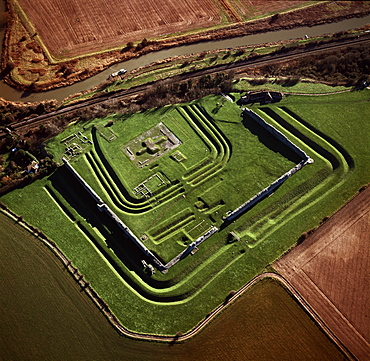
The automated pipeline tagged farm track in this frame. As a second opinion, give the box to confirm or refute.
[218,0,242,23]
[2,36,369,139]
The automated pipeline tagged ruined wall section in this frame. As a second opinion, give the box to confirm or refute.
[224,109,313,222]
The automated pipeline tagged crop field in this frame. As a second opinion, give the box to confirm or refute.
[13,0,313,58]
[15,0,226,58]
[275,186,370,360]
[230,0,307,21]
[0,218,347,361]
[1,89,369,335]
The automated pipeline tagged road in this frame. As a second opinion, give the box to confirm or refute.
[1,35,369,138]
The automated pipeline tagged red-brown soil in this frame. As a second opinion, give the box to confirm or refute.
[231,0,307,20]
[14,0,370,59]
[274,186,370,361]
[2,0,370,92]
[16,0,225,58]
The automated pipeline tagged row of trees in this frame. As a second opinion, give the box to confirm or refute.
[0,98,59,125]
[0,71,235,194]
[138,71,235,110]
[66,71,235,122]
[260,44,370,86]
[122,38,150,53]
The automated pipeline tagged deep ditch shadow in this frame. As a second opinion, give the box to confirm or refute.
[279,107,354,169]
[242,111,303,164]
[48,166,186,300]
[91,127,146,207]
[260,107,344,171]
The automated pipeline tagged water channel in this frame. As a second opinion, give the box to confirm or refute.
[0,0,369,102]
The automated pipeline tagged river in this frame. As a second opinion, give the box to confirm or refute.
[0,0,369,103]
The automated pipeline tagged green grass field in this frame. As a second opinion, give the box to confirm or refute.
[235,78,351,94]
[1,88,369,335]
[0,216,346,360]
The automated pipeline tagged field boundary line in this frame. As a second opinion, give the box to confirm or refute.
[0,204,361,355]
[300,267,370,348]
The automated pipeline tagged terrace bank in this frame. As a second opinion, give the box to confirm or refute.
[62,157,217,273]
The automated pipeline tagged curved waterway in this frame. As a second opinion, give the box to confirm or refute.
[0,0,369,102]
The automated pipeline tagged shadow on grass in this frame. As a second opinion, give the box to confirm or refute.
[260,107,343,170]
[48,166,188,301]
[242,111,303,165]
[279,107,354,169]
[91,127,149,210]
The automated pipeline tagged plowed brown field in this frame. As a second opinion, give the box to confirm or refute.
[5,0,370,91]
[231,0,306,20]
[17,0,224,57]
[275,186,370,360]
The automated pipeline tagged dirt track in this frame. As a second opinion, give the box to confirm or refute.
[275,186,370,361]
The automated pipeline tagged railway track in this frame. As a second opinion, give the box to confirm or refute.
[1,35,369,139]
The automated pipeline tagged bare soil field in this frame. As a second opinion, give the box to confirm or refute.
[274,186,370,360]
[16,0,225,58]
[231,0,307,21]
[14,0,370,59]
[3,0,370,92]
[0,217,348,361]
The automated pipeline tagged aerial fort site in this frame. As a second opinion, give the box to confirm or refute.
[0,1,369,360]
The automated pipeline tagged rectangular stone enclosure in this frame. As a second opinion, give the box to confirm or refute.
[123,123,182,169]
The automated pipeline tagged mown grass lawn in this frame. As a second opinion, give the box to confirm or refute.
[1,88,369,335]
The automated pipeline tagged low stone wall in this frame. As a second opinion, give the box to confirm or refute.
[244,108,310,160]
[63,158,217,274]
[97,203,167,273]
[62,157,103,205]
[225,109,313,222]
[164,226,218,269]
[63,158,166,272]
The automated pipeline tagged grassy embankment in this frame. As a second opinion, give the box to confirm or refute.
[235,78,350,94]
[1,88,369,335]
[0,214,347,360]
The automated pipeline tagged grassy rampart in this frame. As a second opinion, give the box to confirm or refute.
[1,89,369,335]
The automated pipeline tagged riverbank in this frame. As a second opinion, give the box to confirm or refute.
[1,0,370,95]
